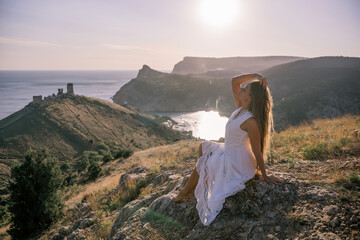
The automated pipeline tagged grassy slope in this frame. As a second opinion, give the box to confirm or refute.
[16,114,358,240]
[262,56,360,130]
[0,95,190,187]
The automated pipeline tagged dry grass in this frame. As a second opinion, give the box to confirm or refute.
[0,225,10,240]
[271,114,360,161]
[268,115,360,202]
[65,174,119,209]
[55,139,201,240]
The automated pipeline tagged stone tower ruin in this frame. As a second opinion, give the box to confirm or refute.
[33,95,42,104]
[67,83,74,95]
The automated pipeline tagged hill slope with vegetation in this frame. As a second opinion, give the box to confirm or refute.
[262,56,360,130]
[0,94,191,187]
[2,114,355,240]
[113,56,360,131]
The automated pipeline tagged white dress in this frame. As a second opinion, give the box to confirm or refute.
[194,106,257,226]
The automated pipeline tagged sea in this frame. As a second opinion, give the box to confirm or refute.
[0,70,229,140]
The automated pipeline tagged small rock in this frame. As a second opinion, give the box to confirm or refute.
[350,224,358,229]
[51,235,64,240]
[323,205,339,216]
[331,217,340,227]
[79,218,92,229]
[275,226,281,232]
[267,233,279,240]
[67,230,86,240]
[350,215,358,223]
[267,211,276,218]
[59,226,71,236]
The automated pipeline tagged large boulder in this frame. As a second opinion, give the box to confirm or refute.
[107,169,351,240]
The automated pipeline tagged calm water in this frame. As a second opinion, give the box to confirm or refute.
[155,110,229,140]
[0,70,229,140]
[0,70,137,120]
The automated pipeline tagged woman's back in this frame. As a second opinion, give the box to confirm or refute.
[224,106,257,180]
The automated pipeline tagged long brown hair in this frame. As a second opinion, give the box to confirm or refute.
[248,80,274,172]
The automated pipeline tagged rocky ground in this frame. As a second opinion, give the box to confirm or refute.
[49,157,359,240]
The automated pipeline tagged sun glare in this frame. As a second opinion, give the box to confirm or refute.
[198,0,240,28]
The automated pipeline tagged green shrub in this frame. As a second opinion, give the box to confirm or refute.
[108,199,126,212]
[339,137,351,147]
[114,149,134,159]
[77,156,89,173]
[84,151,98,156]
[123,178,148,203]
[7,149,64,239]
[302,143,328,160]
[94,155,103,162]
[330,144,344,158]
[349,172,360,185]
[0,195,10,226]
[97,142,110,152]
[88,161,102,181]
[84,151,103,162]
[60,163,70,172]
[64,172,78,186]
[98,149,109,156]
[102,153,113,163]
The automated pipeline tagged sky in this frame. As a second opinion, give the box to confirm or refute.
[0,0,359,70]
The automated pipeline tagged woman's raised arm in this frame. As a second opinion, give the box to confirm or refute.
[231,73,267,108]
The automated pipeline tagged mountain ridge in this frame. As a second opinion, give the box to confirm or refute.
[172,55,307,75]
[113,56,360,131]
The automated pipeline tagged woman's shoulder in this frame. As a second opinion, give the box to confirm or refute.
[241,109,254,118]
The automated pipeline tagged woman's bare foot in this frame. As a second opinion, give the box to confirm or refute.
[172,190,194,202]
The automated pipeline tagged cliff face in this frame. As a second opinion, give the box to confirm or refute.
[112,66,228,113]
[137,65,167,78]
[172,56,307,75]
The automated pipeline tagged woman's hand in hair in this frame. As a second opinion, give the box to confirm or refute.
[262,174,284,184]
[255,73,268,88]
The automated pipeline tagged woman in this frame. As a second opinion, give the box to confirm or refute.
[171,73,284,226]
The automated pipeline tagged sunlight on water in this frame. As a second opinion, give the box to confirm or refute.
[156,110,229,140]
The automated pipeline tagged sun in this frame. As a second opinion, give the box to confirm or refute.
[198,0,240,28]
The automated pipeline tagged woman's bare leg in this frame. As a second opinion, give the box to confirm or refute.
[172,142,202,202]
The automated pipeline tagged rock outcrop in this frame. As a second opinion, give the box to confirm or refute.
[137,65,167,78]
[105,166,358,240]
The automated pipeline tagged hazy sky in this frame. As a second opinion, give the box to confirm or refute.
[0,0,359,70]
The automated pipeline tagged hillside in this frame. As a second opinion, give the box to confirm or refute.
[0,94,191,187]
[262,56,360,130]
[11,114,357,240]
[113,65,230,113]
[172,56,306,75]
[113,56,360,131]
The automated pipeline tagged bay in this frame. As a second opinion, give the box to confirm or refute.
[154,110,229,140]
